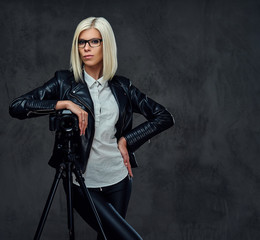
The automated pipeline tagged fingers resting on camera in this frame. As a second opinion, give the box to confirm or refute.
[78,111,88,136]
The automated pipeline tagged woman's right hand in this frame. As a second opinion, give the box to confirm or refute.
[55,100,88,136]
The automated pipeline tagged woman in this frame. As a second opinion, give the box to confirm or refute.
[9,17,174,240]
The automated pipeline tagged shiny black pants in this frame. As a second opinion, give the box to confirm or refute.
[65,176,142,240]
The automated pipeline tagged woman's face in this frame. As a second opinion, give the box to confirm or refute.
[78,28,103,70]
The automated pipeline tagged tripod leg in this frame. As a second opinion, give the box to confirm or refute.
[34,164,65,240]
[65,162,75,240]
[73,167,107,240]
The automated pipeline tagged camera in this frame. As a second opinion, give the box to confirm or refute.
[49,110,79,133]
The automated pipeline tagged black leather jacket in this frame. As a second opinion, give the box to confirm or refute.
[9,70,174,172]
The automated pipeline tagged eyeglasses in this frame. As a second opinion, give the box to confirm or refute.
[78,38,102,48]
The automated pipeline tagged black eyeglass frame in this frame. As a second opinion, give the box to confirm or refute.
[78,38,103,48]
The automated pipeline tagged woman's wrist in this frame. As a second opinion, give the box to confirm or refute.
[119,137,127,147]
[55,100,70,110]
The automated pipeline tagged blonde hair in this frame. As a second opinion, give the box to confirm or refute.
[70,17,118,82]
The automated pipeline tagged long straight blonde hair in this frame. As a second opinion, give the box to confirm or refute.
[70,17,118,82]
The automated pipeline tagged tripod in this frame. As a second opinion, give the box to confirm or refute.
[33,127,107,240]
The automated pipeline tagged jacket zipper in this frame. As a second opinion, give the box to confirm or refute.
[69,93,95,119]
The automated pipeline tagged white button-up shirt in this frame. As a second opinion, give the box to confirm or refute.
[77,71,128,188]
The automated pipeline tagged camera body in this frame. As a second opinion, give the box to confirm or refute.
[49,110,79,133]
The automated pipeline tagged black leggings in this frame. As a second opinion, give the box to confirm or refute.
[65,176,142,240]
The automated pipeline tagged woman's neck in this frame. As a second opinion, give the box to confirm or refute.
[84,65,103,80]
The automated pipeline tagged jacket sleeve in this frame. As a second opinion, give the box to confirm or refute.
[9,72,61,120]
[123,81,175,152]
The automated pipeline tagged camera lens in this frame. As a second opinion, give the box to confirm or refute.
[60,115,76,132]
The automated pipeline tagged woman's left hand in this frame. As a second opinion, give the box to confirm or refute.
[118,137,133,177]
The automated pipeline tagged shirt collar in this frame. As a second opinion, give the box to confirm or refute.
[84,70,107,88]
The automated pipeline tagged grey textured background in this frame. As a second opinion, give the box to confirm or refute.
[1,0,260,239]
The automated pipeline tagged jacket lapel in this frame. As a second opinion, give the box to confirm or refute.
[70,82,95,117]
[109,79,128,128]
